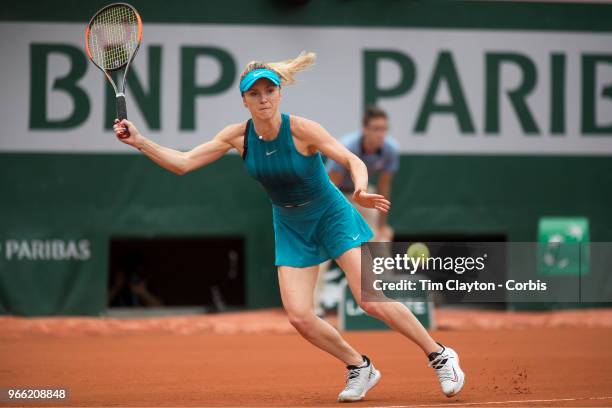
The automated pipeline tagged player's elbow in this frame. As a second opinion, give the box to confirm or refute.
[175,151,195,176]
[176,162,193,176]
[173,167,188,176]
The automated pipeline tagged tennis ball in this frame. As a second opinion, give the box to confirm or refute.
[407,242,430,261]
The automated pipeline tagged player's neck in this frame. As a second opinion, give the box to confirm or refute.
[252,113,282,141]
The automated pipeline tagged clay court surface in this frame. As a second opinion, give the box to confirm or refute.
[1,309,612,407]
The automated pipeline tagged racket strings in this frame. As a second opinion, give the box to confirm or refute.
[88,5,139,70]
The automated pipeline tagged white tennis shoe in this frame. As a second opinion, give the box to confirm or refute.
[337,355,381,402]
[428,343,465,397]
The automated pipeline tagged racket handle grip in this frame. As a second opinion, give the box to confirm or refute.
[115,94,130,139]
[116,94,128,120]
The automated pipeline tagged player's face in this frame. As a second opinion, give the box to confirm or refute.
[363,117,388,149]
[242,79,281,120]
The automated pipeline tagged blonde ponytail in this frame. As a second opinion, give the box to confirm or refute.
[267,51,316,86]
[240,51,317,87]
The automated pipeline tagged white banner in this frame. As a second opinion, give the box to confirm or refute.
[1,22,611,154]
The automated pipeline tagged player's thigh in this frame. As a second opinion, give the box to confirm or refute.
[278,265,319,315]
[335,246,383,305]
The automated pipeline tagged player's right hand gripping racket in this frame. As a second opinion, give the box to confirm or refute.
[85,3,142,138]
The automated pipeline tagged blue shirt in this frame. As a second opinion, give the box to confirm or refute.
[325,131,399,192]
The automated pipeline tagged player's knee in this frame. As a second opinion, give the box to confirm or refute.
[360,301,385,320]
[286,309,316,333]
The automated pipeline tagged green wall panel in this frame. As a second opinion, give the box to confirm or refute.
[2,153,611,314]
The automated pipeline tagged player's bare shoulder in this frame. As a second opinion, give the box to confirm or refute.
[289,115,323,142]
[289,115,328,155]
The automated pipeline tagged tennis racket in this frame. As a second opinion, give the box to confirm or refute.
[85,3,142,138]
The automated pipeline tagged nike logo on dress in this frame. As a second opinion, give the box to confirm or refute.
[266,150,277,156]
[352,234,360,240]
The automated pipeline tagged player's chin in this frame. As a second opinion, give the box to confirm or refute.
[255,107,275,119]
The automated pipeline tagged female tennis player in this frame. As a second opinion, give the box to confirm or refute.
[113,51,465,402]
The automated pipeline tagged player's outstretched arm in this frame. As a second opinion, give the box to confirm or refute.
[113,119,243,175]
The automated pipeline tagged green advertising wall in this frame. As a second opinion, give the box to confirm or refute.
[1,0,612,315]
[2,154,612,314]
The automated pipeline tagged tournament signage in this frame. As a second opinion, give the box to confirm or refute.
[1,239,91,261]
[0,235,104,315]
[0,23,611,154]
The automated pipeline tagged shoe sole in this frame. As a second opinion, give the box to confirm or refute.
[338,369,381,402]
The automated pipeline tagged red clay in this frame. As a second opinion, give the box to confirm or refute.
[1,323,611,407]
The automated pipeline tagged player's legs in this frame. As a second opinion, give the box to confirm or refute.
[335,246,440,355]
[335,246,465,396]
[313,259,329,316]
[278,264,383,401]
[277,264,363,366]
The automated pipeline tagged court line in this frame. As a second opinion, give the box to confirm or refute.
[373,395,612,408]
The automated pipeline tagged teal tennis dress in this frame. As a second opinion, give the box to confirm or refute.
[242,113,373,267]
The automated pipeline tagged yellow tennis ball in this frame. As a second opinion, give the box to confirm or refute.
[407,242,430,261]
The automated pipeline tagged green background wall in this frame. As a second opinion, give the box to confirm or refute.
[2,153,612,314]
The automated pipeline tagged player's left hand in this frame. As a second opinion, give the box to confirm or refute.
[353,190,391,213]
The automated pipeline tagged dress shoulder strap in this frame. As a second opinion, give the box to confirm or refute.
[242,119,252,160]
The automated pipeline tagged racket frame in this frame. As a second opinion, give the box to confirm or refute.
[85,2,143,124]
